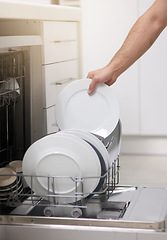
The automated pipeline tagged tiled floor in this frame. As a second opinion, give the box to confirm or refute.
[118,155,167,188]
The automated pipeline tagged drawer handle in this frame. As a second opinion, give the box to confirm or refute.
[52,40,76,44]
[51,78,77,85]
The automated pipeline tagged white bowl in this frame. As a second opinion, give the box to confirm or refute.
[0,167,16,188]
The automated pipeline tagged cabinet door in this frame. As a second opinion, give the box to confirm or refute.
[81,0,139,135]
[139,0,167,135]
[42,21,78,64]
[44,80,78,135]
[44,106,58,135]
[43,60,79,108]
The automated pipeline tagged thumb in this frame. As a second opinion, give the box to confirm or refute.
[88,79,97,94]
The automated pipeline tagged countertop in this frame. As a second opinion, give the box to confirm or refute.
[0,0,81,21]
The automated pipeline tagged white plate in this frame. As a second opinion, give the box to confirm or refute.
[23,134,101,204]
[55,79,119,138]
[54,130,109,192]
[106,120,121,166]
[56,129,109,169]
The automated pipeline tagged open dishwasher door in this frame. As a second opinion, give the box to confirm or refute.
[1,186,167,240]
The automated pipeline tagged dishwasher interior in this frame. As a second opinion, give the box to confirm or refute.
[1,50,167,234]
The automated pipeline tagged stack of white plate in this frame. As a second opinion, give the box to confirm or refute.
[23,79,120,204]
[0,167,23,203]
[23,131,109,204]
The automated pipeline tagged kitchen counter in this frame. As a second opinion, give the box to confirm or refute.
[0,0,81,21]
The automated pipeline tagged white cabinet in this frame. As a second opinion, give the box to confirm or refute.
[42,21,78,64]
[43,60,79,108]
[42,20,80,134]
[139,0,167,135]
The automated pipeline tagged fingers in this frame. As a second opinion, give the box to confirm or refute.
[87,71,97,94]
[87,79,97,94]
[87,71,94,80]
[86,66,117,94]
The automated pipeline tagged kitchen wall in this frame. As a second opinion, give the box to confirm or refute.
[81,0,167,155]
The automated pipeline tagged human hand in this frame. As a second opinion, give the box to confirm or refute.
[87,66,117,94]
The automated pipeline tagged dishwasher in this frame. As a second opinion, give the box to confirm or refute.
[1,124,167,239]
[1,52,167,240]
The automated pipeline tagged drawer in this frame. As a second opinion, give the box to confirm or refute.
[42,21,78,64]
[44,106,59,135]
[43,60,79,108]
[43,21,78,41]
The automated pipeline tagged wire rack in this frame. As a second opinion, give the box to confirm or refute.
[0,51,24,107]
[0,156,120,213]
[0,50,25,165]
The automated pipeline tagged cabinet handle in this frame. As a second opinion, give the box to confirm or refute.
[52,40,75,44]
[51,78,77,85]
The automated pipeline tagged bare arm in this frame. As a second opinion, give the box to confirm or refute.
[87,0,167,94]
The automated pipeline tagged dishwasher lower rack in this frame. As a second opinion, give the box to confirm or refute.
[0,157,120,217]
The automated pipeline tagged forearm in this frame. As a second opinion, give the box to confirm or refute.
[107,2,167,79]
